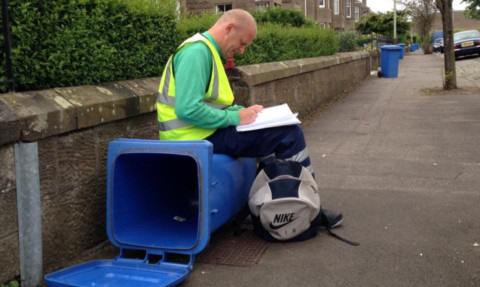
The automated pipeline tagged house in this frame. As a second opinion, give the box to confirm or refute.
[431,10,480,31]
[179,0,369,30]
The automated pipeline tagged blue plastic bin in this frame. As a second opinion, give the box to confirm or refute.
[45,139,256,287]
[397,43,406,59]
[380,45,402,78]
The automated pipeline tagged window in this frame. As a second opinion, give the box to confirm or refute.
[318,23,326,28]
[334,0,339,15]
[355,6,360,21]
[216,3,232,13]
[256,2,269,11]
[346,0,351,18]
[355,0,362,3]
[318,0,325,8]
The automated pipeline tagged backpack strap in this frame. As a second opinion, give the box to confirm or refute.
[326,229,360,246]
[319,210,360,246]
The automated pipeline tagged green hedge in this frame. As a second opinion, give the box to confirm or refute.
[236,23,337,65]
[176,12,220,41]
[251,7,316,28]
[176,10,337,65]
[336,31,358,52]
[0,0,177,93]
[1,4,339,93]
[175,13,337,66]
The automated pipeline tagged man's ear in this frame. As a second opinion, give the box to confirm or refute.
[225,22,236,35]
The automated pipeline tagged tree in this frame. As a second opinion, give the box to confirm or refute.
[401,0,437,54]
[436,0,457,89]
[355,12,410,39]
[462,0,480,19]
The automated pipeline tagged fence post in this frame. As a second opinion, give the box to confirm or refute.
[370,32,373,51]
[15,142,43,287]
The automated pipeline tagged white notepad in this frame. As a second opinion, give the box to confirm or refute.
[236,103,301,132]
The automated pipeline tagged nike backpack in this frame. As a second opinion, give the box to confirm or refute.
[248,159,321,242]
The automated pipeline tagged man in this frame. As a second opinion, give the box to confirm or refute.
[157,9,342,228]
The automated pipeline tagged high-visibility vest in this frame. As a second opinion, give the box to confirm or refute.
[156,33,234,140]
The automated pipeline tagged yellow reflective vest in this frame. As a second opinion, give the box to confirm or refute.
[156,33,234,140]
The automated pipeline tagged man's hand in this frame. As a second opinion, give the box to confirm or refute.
[238,105,264,125]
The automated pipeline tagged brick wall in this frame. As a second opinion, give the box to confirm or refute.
[432,11,480,31]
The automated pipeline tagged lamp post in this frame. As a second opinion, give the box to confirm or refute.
[304,0,307,17]
[393,0,397,44]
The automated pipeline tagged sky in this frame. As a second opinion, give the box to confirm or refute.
[367,0,468,13]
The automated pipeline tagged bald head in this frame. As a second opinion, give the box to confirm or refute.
[208,9,257,59]
[216,9,257,33]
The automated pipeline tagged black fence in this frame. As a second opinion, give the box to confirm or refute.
[357,33,393,51]
[376,34,393,49]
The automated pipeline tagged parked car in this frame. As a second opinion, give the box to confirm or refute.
[453,30,480,59]
[433,38,443,53]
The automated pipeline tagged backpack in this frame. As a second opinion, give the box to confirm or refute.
[248,159,321,242]
[247,158,360,246]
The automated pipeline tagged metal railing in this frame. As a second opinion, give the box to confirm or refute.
[356,32,393,51]
[376,34,393,49]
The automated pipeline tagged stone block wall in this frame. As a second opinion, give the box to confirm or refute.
[0,51,373,283]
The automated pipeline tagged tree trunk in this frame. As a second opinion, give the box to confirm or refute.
[436,0,457,89]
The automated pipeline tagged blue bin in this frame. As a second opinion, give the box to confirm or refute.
[45,139,256,287]
[380,45,402,78]
[397,43,406,59]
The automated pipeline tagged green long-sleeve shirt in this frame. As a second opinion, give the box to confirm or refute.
[173,32,243,129]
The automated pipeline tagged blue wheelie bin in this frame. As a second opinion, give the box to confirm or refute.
[397,43,406,59]
[380,45,402,78]
[45,139,257,287]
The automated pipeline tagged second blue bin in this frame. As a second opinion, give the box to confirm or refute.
[397,43,406,59]
[380,45,402,78]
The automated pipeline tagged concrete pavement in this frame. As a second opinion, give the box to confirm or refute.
[182,51,480,287]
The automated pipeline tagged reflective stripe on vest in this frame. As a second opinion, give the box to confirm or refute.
[156,33,234,140]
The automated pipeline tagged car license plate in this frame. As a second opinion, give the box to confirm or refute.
[461,42,474,47]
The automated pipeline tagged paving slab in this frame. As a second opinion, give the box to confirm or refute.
[181,51,480,287]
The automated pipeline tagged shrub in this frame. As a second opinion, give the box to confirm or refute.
[336,31,359,52]
[397,34,408,44]
[0,4,340,93]
[0,279,19,287]
[175,11,337,66]
[176,12,220,40]
[251,7,315,28]
[356,34,372,49]
[0,0,177,93]
[235,23,337,65]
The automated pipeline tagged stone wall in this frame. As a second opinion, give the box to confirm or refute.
[0,51,376,283]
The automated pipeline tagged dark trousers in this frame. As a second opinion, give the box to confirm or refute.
[205,124,312,171]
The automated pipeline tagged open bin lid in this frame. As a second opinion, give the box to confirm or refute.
[44,259,191,287]
[45,139,214,287]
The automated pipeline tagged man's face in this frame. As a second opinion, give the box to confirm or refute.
[222,24,256,60]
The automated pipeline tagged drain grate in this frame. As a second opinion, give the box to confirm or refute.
[196,229,269,267]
